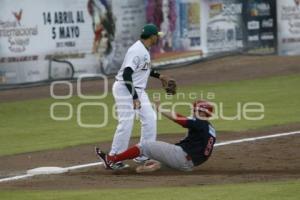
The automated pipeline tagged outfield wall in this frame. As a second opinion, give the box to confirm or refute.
[0,0,299,86]
[277,0,300,55]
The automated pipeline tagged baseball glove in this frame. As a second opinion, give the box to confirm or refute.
[162,78,177,95]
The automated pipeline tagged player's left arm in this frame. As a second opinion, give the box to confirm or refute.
[150,69,169,83]
[154,101,189,127]
[150,69,177,95]
[150,69,161,79]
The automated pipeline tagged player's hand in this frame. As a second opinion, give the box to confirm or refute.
[160,75,177,95]
[159,75,168,86]
[133,99,141,110]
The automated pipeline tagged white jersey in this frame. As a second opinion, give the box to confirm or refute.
[115,40,151,89]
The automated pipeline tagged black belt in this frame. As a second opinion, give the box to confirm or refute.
[115,79,143,89]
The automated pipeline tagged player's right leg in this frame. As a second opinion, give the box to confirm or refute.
[97,141,193,172]
[134,90,157,163]
[108,81,135,169]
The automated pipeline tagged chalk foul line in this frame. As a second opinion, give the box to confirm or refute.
[0,130,299,183]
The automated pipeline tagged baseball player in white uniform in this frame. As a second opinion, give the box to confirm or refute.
[107,24,175,169]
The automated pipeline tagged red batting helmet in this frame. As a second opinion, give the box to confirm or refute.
[193,100,214,117]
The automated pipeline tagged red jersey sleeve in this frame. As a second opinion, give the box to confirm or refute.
[174,113,188,127]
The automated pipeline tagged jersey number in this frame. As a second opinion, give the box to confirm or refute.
[141,62,150,70]
[204,137,214,156]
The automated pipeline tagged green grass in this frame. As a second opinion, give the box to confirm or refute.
[0,180,299,200]
[0,74,300,156]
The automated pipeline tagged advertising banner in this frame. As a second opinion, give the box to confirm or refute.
[0,0,145,84]
[101,0,146,74]
[204,0,244,53]
[178,0,202,51]
[145,0,202,62]
[243,0,277,54]
[0,0,96,84]
[277,0,300,55]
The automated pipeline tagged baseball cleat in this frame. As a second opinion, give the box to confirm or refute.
[110,162,130,170]
[133,156,150,164]
[95,147,129,170]
[95,147,112,170]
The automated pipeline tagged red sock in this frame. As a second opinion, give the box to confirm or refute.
[108,146,141,163]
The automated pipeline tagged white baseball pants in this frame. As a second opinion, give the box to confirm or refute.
[109,81,157,155]
[140,141,194,171]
